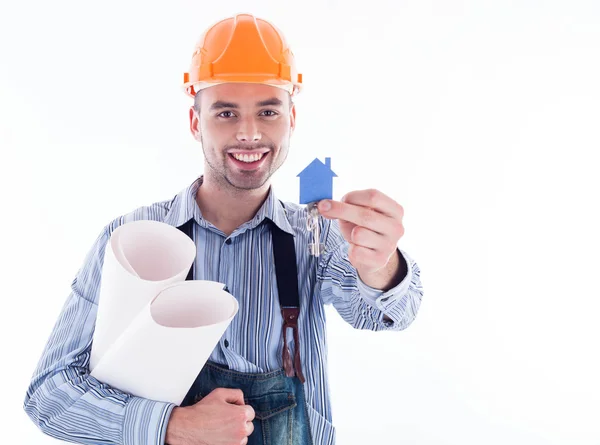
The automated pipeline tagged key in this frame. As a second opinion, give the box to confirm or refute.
[306,202,326,256]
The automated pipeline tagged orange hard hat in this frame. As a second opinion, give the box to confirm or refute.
[182,14,303,98]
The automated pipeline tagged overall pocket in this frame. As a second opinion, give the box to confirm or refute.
[245,392,297,445]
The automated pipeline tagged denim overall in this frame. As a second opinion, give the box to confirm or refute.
[176,217,314,445]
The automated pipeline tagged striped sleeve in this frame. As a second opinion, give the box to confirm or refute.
[23,225,175,445]
[316,218,424,332]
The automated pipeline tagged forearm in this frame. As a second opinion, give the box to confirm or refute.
[356,248,408,291]
[25,223,176,445]
[23,292,175,445]
[25,370,174,445]
[318,220,423,331]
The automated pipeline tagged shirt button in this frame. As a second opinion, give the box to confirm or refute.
[225,238,232,245]
[224,339,229,347]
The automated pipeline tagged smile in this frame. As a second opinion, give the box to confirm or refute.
[227,151,270,170]
[231,152,265,163]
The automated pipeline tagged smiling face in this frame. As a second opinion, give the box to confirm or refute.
[189,82,296,192]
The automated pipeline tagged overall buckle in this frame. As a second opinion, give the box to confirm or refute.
[281,307,305,383]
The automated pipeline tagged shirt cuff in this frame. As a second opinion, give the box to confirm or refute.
[356,248,413,313]
[123,396,176,445]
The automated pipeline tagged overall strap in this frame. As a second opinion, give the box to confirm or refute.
[177,219,195,281]
[268,218,304,383]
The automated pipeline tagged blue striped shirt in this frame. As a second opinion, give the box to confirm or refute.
[23,176,424,445]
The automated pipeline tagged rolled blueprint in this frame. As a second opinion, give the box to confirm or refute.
[90,280,238,405]
[90,220,197,371]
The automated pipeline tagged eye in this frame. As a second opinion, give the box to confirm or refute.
[261,110,279,117]
[218,111,235,118]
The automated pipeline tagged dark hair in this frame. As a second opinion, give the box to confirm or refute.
[193,90,203,114]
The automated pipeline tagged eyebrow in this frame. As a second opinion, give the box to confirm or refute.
[209,97,284,111]
[209,100,238,111]
[256,98,284,107]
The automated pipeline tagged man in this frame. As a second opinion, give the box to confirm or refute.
[23,13,423,445]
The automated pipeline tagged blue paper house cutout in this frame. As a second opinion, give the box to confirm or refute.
[297,157,337,204]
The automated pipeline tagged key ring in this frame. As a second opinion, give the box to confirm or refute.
[306,201,325,257]
[306,202,319,232]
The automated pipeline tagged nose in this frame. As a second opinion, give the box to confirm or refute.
[236,116,261,143]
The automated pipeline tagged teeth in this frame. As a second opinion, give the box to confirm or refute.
[232,153,264,163]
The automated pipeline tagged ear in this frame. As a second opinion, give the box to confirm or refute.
[290,103,296,134]
[189,106,202,141]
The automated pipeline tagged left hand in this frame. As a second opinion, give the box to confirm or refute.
[317,189,405,274]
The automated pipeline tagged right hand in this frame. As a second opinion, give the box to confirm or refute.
[165,387,256,445]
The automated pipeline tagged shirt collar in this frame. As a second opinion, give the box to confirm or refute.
[163,175,295,236]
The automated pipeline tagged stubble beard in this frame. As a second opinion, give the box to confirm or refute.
[201,135,290,192]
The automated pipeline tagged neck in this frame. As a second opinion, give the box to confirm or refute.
[196,171,271,236]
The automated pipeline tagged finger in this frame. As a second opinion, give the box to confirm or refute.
[341,189,404,220]
[349,225,389,251]
[220,388,245,405]
[338,220,356,243]
[245,405,255,421]
[245,420,255,436]
[320,200,400,236]
[348,243,390,271]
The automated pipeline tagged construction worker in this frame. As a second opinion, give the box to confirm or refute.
[23,13,424,445]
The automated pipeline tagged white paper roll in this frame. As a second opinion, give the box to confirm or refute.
[90,220,197,371]
[91,280,238,405]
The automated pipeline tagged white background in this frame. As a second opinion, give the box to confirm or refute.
[2,0,599,444]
